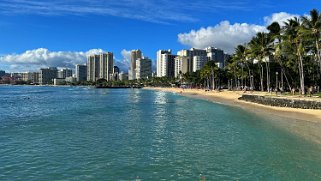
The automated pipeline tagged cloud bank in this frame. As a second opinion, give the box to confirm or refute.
[0,48,132,72]
[178,21,266,54]
[178,12,298,54]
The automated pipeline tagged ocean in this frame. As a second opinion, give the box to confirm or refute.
[1,85,321,180]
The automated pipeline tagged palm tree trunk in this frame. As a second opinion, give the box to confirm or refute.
[241,65,244,89]
[298,49,305,95]
[265,62,270,92]
[211,67,215,90]
[245,63,251,87]
[316,40,321,91]
[233,67,237,90]
[259,62,264,91]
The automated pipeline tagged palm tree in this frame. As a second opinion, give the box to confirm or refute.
[200,61,218,90]
[234,45,251,89]
[301,9,321,90]
[249,32,274,91]
[200,65,211,89]
[283,17,306,95]
[267,21,292,91]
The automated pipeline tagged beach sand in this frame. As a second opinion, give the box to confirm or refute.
[144,87,321,123]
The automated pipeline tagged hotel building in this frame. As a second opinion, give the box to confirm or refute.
[156,50,176,78]
[58,68,72,79]
[39,67,58,85]
[136,57,152,80]
[129,50,142,80]
[206,47,225,68]
[75,64,87,82]
[87,52,114,82]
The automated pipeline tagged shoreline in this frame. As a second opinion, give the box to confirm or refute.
[144,87,321,123]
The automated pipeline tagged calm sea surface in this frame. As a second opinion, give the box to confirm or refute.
[1,85,321,180]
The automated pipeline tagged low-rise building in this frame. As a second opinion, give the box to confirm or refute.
[53,78,65,85]
[119,72,128,81]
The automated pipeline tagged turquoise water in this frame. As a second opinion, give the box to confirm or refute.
[1,86,321,180]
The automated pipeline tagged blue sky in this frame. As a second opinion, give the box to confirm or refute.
[0,0,320,72]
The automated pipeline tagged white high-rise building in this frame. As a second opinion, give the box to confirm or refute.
[87,52,114,82]
[177,48,207,73]
[193,56,208,72]
[156,50,176,78]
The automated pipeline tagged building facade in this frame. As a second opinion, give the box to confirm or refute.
[156,50,176,78]
[119,72,128,81]
[136,58,152,80]
[58,68,72,79]
[87,52,114,82]
[39,67,58,85]
[174,56,190,78]
[129,50,142,80]
[76,64,87,82]
[206,47,225,68]
[193,55,208,72]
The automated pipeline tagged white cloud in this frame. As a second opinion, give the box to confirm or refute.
[0,48,104,72]
[121,49,131,64]
[177,12,299,54]
[113,49,131,72]
[0,48,135,72]
[178,21,266,54]
[264,12,299,26]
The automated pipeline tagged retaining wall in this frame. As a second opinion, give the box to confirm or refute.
[238,95,321,109]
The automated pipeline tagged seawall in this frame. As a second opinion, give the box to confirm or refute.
[239,95,321,110]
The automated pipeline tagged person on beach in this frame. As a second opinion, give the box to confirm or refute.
[308,86,313,97]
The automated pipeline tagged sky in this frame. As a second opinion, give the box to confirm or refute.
[0,0,320,73]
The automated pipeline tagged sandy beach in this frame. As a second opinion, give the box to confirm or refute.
[145,87,321,123]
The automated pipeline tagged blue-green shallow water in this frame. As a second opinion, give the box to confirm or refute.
[1,86,321,180]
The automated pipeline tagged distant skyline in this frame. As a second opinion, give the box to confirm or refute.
[0,0,320,72]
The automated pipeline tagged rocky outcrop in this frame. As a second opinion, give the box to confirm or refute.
[239,95,321,109]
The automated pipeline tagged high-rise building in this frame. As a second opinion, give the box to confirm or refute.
[76,64,87,82]
[129,50,142,80]
[87,52,114,81]
[39,67,58,85]
[174,56,190,78]
[206,47,225,68]
[87,54,100,81]
[177,48,207,73]
[193,56,208,72]
[136,57,152,80]
[58,68,72,79]
[177,50,193,73]
[156,50,176,78]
